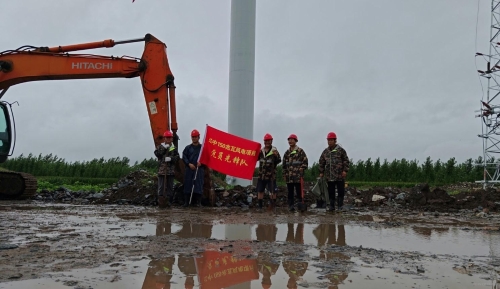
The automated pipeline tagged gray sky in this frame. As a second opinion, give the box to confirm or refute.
[1,0,489,167]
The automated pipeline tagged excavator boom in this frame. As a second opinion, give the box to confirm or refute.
[0,34,180,199]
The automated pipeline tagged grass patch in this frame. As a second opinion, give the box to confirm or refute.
[447,190,463,196]
[36,176,118,192]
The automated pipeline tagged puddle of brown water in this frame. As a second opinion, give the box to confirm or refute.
[6,212,499,257]
[2,250,497,289]
[158,221,500,257]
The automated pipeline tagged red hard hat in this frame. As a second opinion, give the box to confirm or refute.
[163,130,173,137]
[191,129,200,137]
[327,132,337,139]
[264,133,273,141]
[288,134,298,141]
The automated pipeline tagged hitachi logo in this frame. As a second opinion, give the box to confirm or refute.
[71,62,113,69]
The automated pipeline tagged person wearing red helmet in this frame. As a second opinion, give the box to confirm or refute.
[282,134,309,212]
[319,132,350,212]
[256,133,281,210]
[181,129,205,207]
[154,130,180,208]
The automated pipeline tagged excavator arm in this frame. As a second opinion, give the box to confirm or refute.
[0,33,178,150]
[0,34,181,198]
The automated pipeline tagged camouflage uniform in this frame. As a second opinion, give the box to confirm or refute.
[155,144,180,176]
[256,146,281,195]
[318,145,349,182]
[258,146,281,180]
[282,147,308,183]
[154,144,180,203]
[318,145,349,210]
[282,147,308,209]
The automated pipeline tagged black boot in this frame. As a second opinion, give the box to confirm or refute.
[258,199,263,209]
[194,194,201,207]
[183,195,190,207]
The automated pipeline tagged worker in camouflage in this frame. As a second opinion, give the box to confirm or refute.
[282,134,308,211]
[257,133,281,210]
[154,130,180,208]
[319,132,349,211]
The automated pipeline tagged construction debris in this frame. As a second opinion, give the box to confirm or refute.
[32,170,500,212]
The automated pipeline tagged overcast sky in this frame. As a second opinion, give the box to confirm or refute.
[1,0,490,167]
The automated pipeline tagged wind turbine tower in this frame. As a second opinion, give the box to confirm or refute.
[227,0,256,187]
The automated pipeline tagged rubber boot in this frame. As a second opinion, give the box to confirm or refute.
[194,194,201,207]
[258,199,263,210]
[158,196,166,208]
[328,202,335,212]
[183,195,190,207]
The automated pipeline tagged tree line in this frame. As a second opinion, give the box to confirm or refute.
[0,153,488,185]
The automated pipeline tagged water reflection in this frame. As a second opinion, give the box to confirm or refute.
[257,251,280,289]
[175,221,213,239]
[141,256,175,289]
[255,224,278,243]
[313,224,346,247]
[283,258,308,288]
[142,251,259,289]
[156,221,171,236]
[286,223,304,244]
[412,226,450,238]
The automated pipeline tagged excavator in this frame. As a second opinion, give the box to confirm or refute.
[0,33,183,199]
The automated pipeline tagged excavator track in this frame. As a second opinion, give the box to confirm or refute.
[0,171,38,200]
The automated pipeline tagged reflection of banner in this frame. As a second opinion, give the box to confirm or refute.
[196,251,259,289]
[199,125,261,180]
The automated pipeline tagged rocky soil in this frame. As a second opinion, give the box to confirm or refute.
[33,171,500,213]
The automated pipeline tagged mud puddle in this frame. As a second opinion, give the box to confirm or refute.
[158,221,499,257]
[2,250,498,289]
[1,204,499,288]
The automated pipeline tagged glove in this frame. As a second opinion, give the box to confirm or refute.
[165,157,172,162]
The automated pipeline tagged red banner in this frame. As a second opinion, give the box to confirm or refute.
[199,125,261,180]
[196,251,259,289]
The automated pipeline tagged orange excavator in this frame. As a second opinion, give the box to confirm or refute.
[0,34,180,199]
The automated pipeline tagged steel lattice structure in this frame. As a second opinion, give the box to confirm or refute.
[476,0,500,188]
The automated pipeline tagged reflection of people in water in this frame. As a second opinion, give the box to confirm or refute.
[282,258,308,289]
[175,221,212,239]
[256,224,278,243]
[176,221,213,289]
[313,224,349,289]
[313,223,346,247]
[141,256,176,289]
[257,255,280,289]
[178,253,197,289]
[286,223,304,244]
[156,220,171,236]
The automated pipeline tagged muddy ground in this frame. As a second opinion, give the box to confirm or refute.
[0,202,499,288]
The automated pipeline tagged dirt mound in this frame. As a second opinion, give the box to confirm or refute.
[32,171,500,212]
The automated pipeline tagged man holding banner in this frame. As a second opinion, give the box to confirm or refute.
[182,129,205,207]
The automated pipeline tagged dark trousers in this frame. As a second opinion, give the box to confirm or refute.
[327,181,345,209]
[158,175,174,198]
[287,183,302,206]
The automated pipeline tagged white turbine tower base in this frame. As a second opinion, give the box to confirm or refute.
[227,0,256,187]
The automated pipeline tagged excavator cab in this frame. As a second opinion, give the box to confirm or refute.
[0,102,12,163]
